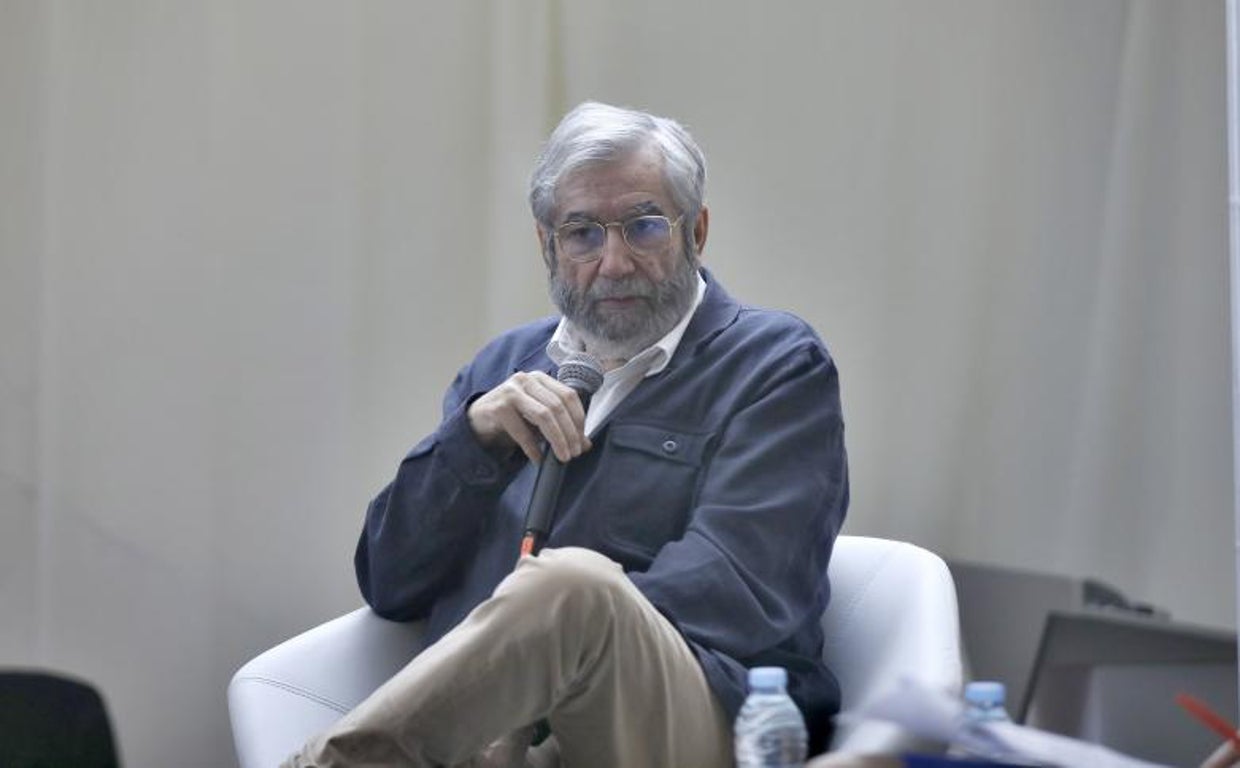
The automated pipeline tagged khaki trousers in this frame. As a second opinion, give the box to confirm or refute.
[284,547,734,768]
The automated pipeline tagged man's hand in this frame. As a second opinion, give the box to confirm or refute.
[1202,738,1240,768]
[467,371,592,463]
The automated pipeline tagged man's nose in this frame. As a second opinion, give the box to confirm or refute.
[596,223,636,278]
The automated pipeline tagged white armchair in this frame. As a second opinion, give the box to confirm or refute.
[228,535,963,766]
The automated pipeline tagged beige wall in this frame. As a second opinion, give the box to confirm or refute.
[0,0,44,665]
[0,2,1230,765]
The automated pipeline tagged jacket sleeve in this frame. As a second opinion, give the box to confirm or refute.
[354,366,526,620]
[627,339,848,659]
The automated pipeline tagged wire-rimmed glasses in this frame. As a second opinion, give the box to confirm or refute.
[553,215,683,263]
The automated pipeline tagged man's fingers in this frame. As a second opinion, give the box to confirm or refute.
[547,375,587,426]
[515,400,573,462]
[496,410,543,464]
[520,377,585,461]
[466,370,590,463]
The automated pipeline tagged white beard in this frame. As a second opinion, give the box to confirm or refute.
[550,255,698,362]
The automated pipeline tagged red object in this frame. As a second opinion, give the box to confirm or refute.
[1176,692,1240,751]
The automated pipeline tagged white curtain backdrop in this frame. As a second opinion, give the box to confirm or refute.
[0,1,1229,765]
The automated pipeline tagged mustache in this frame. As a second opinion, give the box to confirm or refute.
[586,276,656,301]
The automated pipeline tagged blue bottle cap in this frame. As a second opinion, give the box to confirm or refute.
[964,681,1006,706]
[748,666,787,689]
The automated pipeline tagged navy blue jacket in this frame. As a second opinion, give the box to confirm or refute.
[356,270,849,750]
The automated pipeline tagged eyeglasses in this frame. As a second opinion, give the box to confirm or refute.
[553,215,683,263]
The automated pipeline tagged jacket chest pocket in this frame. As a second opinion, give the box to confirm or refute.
[595,422,712,557]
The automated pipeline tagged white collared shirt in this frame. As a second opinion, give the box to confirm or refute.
[546,273,707,436]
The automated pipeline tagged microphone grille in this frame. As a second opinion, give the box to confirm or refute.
[557,352,604,394]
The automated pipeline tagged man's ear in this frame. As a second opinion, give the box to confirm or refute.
[536,223,555,270]
[692,205,710,256]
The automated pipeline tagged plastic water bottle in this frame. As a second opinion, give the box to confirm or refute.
[734,666,807,768]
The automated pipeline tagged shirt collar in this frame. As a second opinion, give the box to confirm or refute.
[546,271,707,379]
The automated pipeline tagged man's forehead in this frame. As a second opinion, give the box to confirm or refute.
[560,199,666,222]
[553,154,672,222]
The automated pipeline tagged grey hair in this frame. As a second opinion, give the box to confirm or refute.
[529,102,707,259]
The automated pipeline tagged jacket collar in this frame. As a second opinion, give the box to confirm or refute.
[675,267,742,364]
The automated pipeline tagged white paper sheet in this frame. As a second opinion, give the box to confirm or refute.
[841,678,1172,768]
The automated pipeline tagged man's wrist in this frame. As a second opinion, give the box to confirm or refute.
[440,399,521,487]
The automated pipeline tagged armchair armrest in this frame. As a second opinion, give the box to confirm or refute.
[228,607,426,768]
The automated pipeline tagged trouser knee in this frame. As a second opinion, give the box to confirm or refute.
[502,547,632,623]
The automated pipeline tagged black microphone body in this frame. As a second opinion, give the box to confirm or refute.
[520,433,574,547]
[519,353,604,558]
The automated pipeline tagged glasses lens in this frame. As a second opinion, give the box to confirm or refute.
[558,222,605,260]
[623,216,671,252]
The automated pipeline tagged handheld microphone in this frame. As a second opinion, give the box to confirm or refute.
[519,352,604,558]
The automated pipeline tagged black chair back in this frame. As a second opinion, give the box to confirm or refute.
[0,671,120,768]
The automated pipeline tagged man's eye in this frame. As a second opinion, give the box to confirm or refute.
[627,218,661,237]
[562,224,597,242]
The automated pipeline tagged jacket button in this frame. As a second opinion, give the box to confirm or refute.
[662,439,678,454]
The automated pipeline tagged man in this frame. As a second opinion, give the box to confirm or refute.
[287,101,849,767]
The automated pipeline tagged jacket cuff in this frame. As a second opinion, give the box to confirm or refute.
[434,398,523,487]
